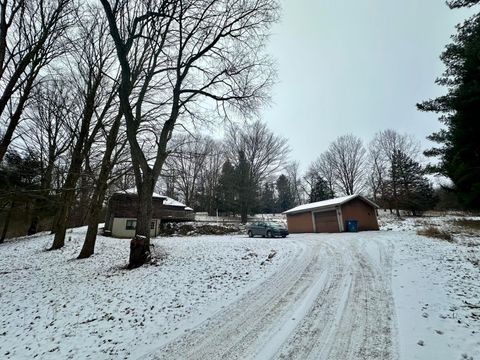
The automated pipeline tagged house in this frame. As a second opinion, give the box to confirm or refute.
[104,188,194,238]
[283,194,379,233]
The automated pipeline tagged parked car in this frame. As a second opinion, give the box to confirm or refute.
[246,221,289,238]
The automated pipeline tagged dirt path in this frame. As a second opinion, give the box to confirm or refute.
[143,234,398,360]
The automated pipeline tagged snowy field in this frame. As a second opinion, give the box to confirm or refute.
[0,212,479,359]
[380,211,480,360]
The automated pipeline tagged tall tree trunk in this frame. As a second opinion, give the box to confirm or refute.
[76,171,90,227]
[50,137,87,248]
[49,173,78,249]
[128,174,155,268]
[78,114,121,259]
[0,201,14,243]
[240,200,248,224]
[49,70,104,249]
[77,177,109,259]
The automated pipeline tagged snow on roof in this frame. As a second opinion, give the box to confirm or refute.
[162,196,187,208]
[115,188,192,209]
[116,187,166,200]
[283,194,378,215]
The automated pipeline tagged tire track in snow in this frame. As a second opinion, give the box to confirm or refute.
[145,235,397,360]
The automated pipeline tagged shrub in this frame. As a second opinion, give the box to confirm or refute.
[417,226,453,242]
[452,219,480,232]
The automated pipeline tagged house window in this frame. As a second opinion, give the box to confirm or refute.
[126,219,136,230]
[150,221,155,230]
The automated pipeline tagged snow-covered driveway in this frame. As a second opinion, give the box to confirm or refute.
[1,225,479,359]
[146,233,397,360]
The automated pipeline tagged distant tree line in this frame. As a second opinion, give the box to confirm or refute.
[137,128,439,223]
[0,119,448,247]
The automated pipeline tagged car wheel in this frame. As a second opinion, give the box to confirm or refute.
[281,234,286,238]
[248,230,253,238]
[266,230,272,238]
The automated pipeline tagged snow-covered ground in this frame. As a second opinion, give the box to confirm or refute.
[0,212,479,359]
[0,229,297,359]
[381,211,480,360]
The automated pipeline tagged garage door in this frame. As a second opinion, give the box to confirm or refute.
[314,210,339,233]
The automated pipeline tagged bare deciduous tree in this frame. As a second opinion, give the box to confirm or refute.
[366,143,387,203]
[225,120,290,186]
[370,129,420,215]
[100,0,279,267]
[285,161,302,205]
[0,0,73,161]
[308,135,366,197]
[20,78,76,193]
[165,135,214,207]
[49,6,118,250]
[78,110,127,259]
[197,141,224,215]
[307,152,336,197]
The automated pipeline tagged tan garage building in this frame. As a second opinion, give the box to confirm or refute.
[284,194,379,233]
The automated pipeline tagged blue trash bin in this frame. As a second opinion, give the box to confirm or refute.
[346,220,358,232]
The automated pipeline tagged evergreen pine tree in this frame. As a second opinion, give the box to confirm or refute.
[417,6,480,208]
[276,174,294,212]
[236,151,254,223]
[310,176,334,202]
[389,150,438,215]
[260,182,275,214]
[218,160,237,215]
[0,151,43,241]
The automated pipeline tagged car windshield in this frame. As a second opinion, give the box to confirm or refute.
[266,222,283,227]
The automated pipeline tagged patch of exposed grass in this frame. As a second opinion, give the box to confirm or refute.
[452,219,480,232]
[417,226,454,242]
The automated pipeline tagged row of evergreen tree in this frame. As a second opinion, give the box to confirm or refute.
[212,154,299,221]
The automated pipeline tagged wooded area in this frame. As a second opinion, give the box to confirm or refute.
[0,0,479,269]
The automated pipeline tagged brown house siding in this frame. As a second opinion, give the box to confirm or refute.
[340,199,379,231]
[287,212,314,233]
[107,194,165,219]
[105,194,193,235]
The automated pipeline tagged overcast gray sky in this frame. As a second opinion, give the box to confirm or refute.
[262,0,475,171]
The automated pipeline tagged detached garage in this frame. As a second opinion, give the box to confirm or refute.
[284,195,379,233]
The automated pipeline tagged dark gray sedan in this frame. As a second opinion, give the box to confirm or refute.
[246,221,289,238]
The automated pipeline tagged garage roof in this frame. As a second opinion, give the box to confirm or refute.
[283,194,379,215]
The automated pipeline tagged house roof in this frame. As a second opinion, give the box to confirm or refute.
[283,194,379,215]
[162,196,187,208]
[115,187,167,200]
[114,188,193,209]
